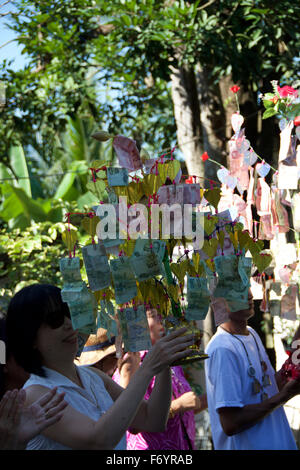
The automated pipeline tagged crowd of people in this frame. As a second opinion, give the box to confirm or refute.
[0,282,300,450]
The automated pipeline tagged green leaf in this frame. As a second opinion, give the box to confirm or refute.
[263,99,274,109]
[262,108,278,120]
[0,191,24,221]
[121,14,131,27]
[9,144,32,197]
[54,161,87,200]
[77,191,99,210]
[12,186,48,222]
[253,253,272,273]
[204,188,221,209]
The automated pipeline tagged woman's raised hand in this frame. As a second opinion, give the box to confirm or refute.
[141,327,195,375]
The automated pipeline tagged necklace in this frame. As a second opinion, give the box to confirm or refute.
[219,326,271,402]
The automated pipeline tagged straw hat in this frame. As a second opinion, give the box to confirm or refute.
[75,328,116,367]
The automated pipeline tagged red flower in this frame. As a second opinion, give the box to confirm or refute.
[277,85,298,99]
[230,85,240,93]
[201,152,209,161]
[271,96,279,104]
[294,116,300,127]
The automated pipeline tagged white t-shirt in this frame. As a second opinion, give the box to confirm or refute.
[205,326,297,450]
[23,365,126,450]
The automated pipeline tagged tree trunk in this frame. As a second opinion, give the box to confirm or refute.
[170,64,204,179]
[195,64,227,184]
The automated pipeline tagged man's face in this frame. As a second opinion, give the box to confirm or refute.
[228,290,255,323]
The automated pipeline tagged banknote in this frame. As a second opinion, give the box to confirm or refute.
[130,251,162,281]
[157,184,184,206]
[110,256,138,304]
[183,184,201,206]
[133,238,166,261]
[98,300,118,339]
[75,332,89,357]
[281,284,298,320]
[118,305,152,352]
[131,239,166,280]
[238,256,252,286]
[106,187,119,204]
[61,283,96,330]
[117,309,130,351]
[278,163,299,190]
[78,321,97,335]
[185,276,210,321]
[213,255,250,312]
[269,299,281,317]
[60,281,86,304]
[59,257,82,285]
[107,167,129,187]
[258,214,274,240]
[82,242,111,291]
[113,135,142,171]
[291,192,300,231]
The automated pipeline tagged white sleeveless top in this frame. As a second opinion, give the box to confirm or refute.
[23,365,126,450]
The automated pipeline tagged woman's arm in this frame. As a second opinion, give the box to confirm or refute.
[117,352,141,388]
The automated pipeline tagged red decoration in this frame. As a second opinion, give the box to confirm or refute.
[294,116,300,127]
[185,176,194,184]
[281,354,300,382]
[230,85,240,94]
[201,151,209,162]
[277,85,298,99]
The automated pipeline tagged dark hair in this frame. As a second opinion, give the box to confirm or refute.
[0,317,6,398]
[6,284,69,377]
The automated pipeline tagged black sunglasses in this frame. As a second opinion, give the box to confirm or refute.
[44,303,71,329]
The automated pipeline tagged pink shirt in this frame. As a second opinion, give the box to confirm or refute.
[113,351,196,450]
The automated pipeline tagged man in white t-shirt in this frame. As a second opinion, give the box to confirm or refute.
[205,291,300,450]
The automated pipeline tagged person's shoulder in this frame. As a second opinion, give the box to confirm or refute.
[23,383,53,406]
[80,365,107,382]
[247,325,260,338]
[23,370,50,389]
[247,326,265,345]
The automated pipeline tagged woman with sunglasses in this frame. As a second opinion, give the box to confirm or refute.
[5,284,195,450]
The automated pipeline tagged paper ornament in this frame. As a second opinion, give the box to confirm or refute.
[231,113,244,132]
[217,167,229,184]
[256,162,271,178]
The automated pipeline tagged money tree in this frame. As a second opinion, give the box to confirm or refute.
[58,123,272,361]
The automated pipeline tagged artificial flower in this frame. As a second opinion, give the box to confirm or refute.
[281,355,300,382]
[230,85,240,94]
[185,176,194,184]
[277,85,298,99]
[294,116,300,127]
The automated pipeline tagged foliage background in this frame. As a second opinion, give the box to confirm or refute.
[0,0,299,319]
